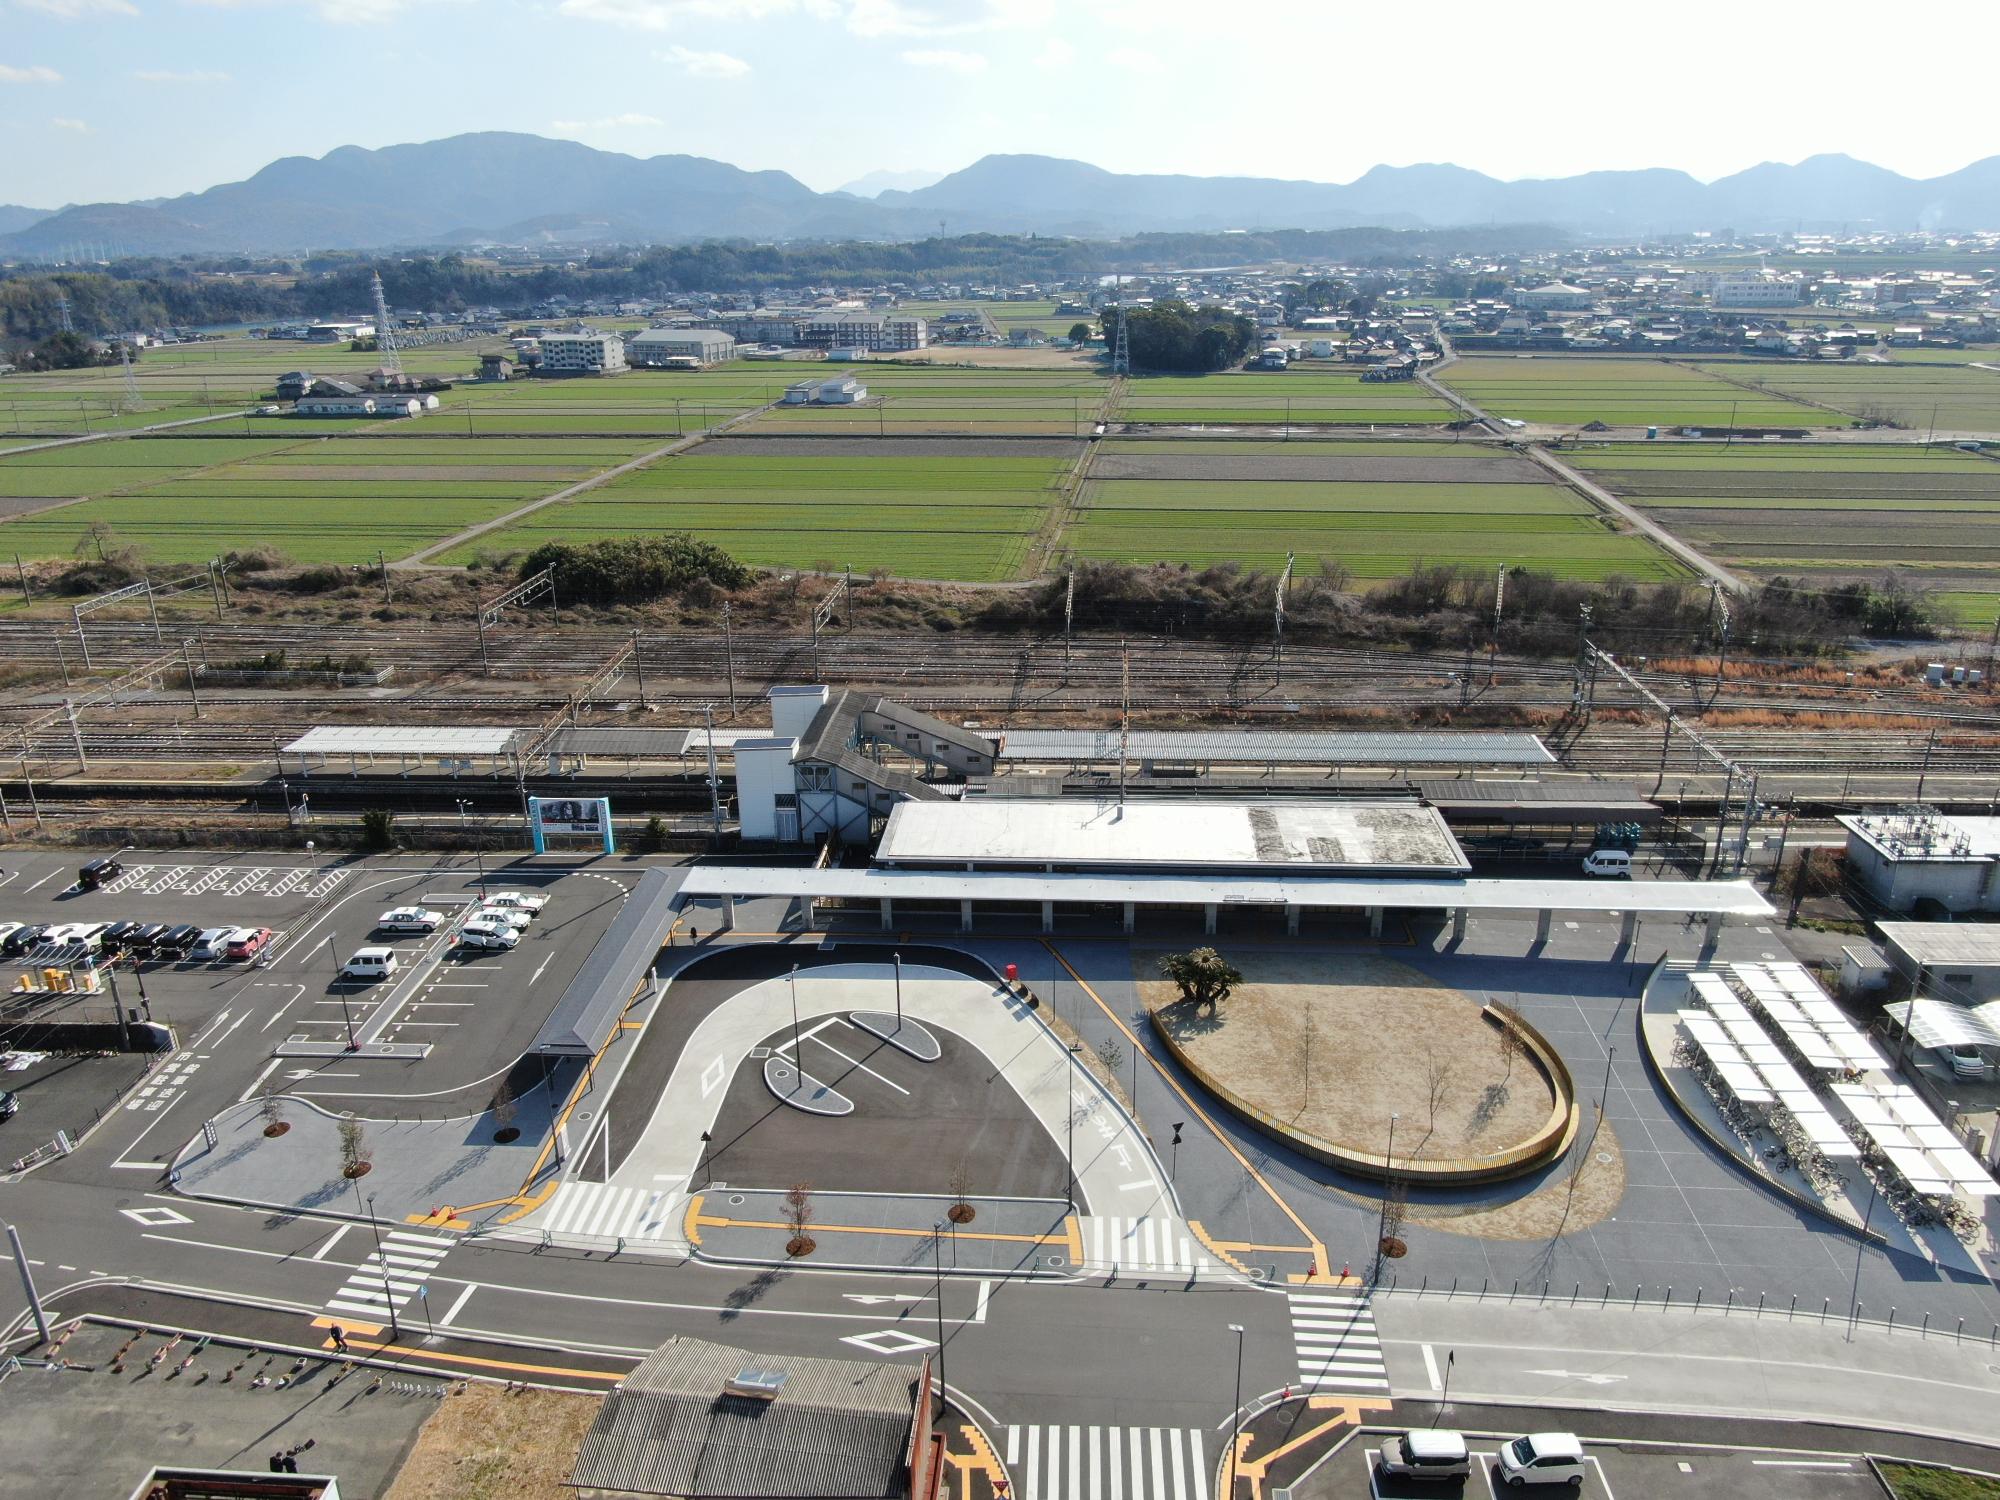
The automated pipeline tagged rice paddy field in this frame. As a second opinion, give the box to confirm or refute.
[1565,440,2000,623]
[0,432,655,564]
[1440,356,1824,429]
[1117,370,1450,425]
[1061,438,1686,582]
[439,437,1081,582]
[1687,361,2000,434]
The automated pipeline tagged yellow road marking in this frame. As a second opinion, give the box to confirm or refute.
[1189,1220,1255,1277]
[683,1193,705,1246]
[1041,940,1329,1277]
[1064,1214,1083,1264]
[310,1314,382,1336]
[1233,1402,1391,1499]
[333,1336,626,1383]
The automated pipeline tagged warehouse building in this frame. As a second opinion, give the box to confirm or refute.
[782,373,868,405]
[537,331,628,376]
[627,327,736,367]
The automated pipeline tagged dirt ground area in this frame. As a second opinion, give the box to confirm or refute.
[1137,949,1555,1165]
[1407,1111,1626,1239]
[381,1383,600,1500]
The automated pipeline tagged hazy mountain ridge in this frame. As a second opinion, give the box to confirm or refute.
[4,136,1996,258]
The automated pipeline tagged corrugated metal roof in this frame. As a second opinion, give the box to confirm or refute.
[569,1337,913,1498]
[532,867,680,1056]
[283,725,522,757]
[997,729,1552,766]
[676,864,1774,916]
[1877,921,2000,966]
[550,727,693,757]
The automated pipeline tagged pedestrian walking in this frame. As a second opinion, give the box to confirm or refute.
[329,1324,349,1354]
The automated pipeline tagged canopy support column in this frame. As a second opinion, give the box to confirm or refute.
[1535,909,1553,944]
[1203,903,1217,936]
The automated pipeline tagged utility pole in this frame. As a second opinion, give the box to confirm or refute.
[6,1223,51,1344]
[704,704,722,843]
[378,551,392,605]
[632,630,647,709]
[1062,567,1074,687]
[722,599,736,712]
[1490,563,1506,684]
[1117,643,1130,807]
[1274,551,1293,688]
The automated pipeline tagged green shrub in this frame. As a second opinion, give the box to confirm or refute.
[519,534,752,605]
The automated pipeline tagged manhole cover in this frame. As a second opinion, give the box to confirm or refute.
[728,1194,746,1206]
[1046,1255,1065,1267]
[1597,1153,1612,1164]
[575,1109,593,1123]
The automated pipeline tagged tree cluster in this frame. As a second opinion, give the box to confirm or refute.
[519,534,752,605]
[1118,298,1256,373]
[10,329,123,371]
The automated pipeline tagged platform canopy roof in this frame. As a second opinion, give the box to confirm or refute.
[997,728,1552,766]
[677,864,1773,916]
[283,725,523,758]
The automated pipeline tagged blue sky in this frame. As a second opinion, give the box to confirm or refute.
[3,0,1995,211]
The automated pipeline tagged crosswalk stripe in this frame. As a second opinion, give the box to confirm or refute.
[1287,1286,1390,1394]
[539,1180,682,1243]
[1005,1426,1206,1500]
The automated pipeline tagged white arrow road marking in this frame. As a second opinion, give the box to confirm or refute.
[842,1294,928,1306]
[1523,1368,1627,1385]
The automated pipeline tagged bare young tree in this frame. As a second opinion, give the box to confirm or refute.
[1298,1010,1320,1120]
[1422,1045,1453,1138]
[260,1093,285,1135]
[783,1181,815,1256]
[1495,1018,1524,1086]
[337,1115,367,1178]
[492,1079,518,1131]
[947,1157,974,1224]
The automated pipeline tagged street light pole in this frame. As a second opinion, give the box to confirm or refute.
[933,1223,947,1410]
[1227,1322,1246,1500]
[893,951,902,1031]
[789,964,802,1058]
[326,934,355,1050]
[1065,1041,1082,1209]
[365,1193,400,1339]
[1374,1112,1399,1277]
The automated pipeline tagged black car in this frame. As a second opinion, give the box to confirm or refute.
[78,857,123,890]
[1,924,49,957]
[124,923,169,955]
[99,921,143,953]
[152,924,202,956]
[0,1090,17,1122]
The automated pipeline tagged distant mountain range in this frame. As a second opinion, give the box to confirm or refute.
[833,168,945,199]
[5,134,1999,258]
[0,205,53,237]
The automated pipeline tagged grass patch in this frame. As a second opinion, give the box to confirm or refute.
[1878,1463,2000,1500]
[382,1383,599,1500]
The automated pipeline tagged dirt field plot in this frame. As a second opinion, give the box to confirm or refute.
[384,1383,600,1500]
[1567,441,2000,623]
[1441,356,1821,428]
[1092,439,1546,485]
[740,363,1108,435]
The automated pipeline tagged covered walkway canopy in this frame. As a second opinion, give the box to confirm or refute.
[676,865,1770,942]
[533,867,683,1056]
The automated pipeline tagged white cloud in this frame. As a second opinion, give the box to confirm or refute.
[558,0,794,26]
[1107,45,1159,71]
[1033,35,1072,67]
[50,115,89,130]
[900,46,985,72]
[550,111,664,130]
[848,0,1045,36]
[15,0,136,14]
[133,66,229,81]
[0,62,63,82]
[178,0,455,19]
[658,43,749,77]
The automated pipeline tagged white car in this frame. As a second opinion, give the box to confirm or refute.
[482,890,548,916]
[1493,1433,1586,1489]
[473,905,532,932]
[377,906,444,934]
[456,919,518,951]
[191,926,243,960]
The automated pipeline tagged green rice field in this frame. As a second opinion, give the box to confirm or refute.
[1688,362,2000,434]
[439,446,1078,581]
[1117,370,1449,425]
[1440,356,1823,428]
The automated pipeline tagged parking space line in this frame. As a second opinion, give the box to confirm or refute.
[810,1031,910,1095]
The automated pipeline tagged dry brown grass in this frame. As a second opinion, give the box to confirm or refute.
[1405,1110,1625,1240]
[381,1383,600,1500]
[1137,948,1554,1164]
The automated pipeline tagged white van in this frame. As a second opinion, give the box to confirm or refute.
[342,946,398,981]
[1581,848,1631,879]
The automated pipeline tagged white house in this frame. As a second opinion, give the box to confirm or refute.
[782,374,869,405]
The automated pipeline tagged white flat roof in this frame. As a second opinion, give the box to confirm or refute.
[1839,811,2000,865]
[997,729,1553,767]
[879,798,1468,874]
[1876,921,2000,967]
[677,864,1773,915]
[283,725,522,757]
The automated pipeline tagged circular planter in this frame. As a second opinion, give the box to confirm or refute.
[262,1122,290,1138]
[493,1126,521,1144]
[341,1162,372,1181]
[786,1234,816,1258]
[947,1203,975,1224]
[1379,1236,1407,1259]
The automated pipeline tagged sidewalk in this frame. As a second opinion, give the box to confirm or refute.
[686,1187,1073,1276]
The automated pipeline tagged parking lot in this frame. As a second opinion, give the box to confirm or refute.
[1308,1425,1890,1500]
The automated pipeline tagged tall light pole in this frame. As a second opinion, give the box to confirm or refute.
[893,950,903,1031]
[456,798,487,897]
[326,934,355,1051]
[365,1193,400,1339]
[1227,1322,1247,1500]
[932,1222,947,1410]
[1065,1041,1082,1209]
[788,964,802,1059]
[1374,1112,1398,1278]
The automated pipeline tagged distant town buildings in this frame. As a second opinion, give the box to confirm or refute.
[798,312,928,352]
[627,328,737,367]
[536,330,627,375]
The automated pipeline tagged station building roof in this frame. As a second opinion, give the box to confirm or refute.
[997,729,1552,766]
[877,797,1469,874]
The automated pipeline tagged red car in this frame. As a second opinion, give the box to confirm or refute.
[224,926,274,961]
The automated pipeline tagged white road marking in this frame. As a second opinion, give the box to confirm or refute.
[235,1057,281,1104]
[310,1223,354,1262]
[438,1283,477,1327]
[974,1279,991,1324]
[25,871,61,892]
[529,954,553,985]
[1422,1342,1441,1391]
[809,1030,908,1095]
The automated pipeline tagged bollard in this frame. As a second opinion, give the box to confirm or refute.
[1788,1293,1796,1320]
[1665,1286,1672,1308]
[1956,1317,1964,1343]
[1821,1298,1829,1324]
[1572,1282,1580,1306]
[1510,1279,1519,1299]
[1420,1275,1428,1296]
[1854,1302,1863,1325]
[1888,1307,1896,1333]
[1480,1277,1488,1302]
[1921,1312,1929,1337]
[1450,1277,1458,1300]
[1631,1286,1641,1310]
[1725,1289,1734,1314]
[1602,1283,1612,1307]
[1755,1292,1765,1316]
[1540,1281,1549,1303]
[1694,1287,1702,1313]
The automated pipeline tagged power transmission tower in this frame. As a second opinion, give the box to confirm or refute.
[118,342,141,411]
[370,271,402,378]
[55,292,74,335]
[1110,306,1130,376]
